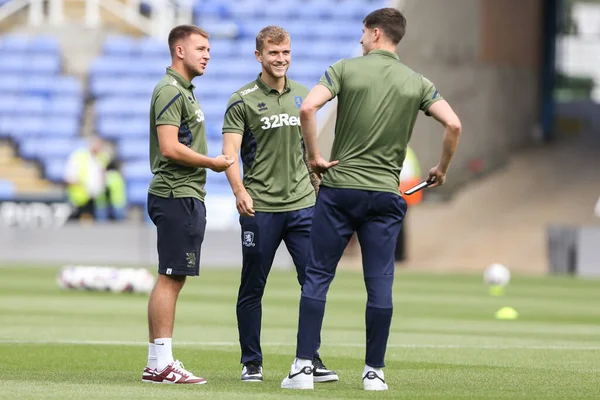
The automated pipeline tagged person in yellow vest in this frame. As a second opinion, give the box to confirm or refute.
[396,146,423,261]
[95,160,128,221]
[63,137,109,221]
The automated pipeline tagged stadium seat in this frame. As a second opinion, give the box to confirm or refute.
[27,55,61,75]
[98,116,148,139]
[117,139,149,160]
[0,34,29,52]
[137,37,170,58]
[0,179,15,200]
[30,35,61,54]
[127,181,151,206]
[103,35,136,55]
[48,96,84,117]
[122,160,152,182]
[43,158,67,182]
[96,97,149,118]
[19,137,82,160]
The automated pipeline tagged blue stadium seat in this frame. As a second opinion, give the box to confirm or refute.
[193,1,230,19]
[137,37,170,58]
[44,158,67,182]
[207,39,236,57]
[14,96,47,115]
[0,95,17,115]
[103,35,136,55]
[30,35,61,54]
[97,117,147,139]
[0,74,20,93]
[0,34,29,52]
[19,137,82,160]
[28,55,61,75]
[117,138,149,160]
[16,117,46,136]
[228,1,264,19]
[202,102,226,120]
[96,97,149,118]
[53,76,83,96]
[206,124,222,140]
[127,180,150,206]
[46,116,80,137]
[0,55,25,74]
[48,96,84,117]
[295,2,334,20]
[122,160,152,181]
[0,180,15,200]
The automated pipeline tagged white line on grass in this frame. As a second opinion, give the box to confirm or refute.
[1,339,600,350]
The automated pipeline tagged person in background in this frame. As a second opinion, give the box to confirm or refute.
[63,136,109,221]
[95,160,127,221]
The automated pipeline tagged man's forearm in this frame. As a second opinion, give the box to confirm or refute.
[163,143,214,169]
[303,146,320,193]
[224,156,245,195]
[438,125,461,172]
[299,108,320,160]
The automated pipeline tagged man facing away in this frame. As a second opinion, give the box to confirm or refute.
[281,8,462,391]
[222,26,337,383]
[143,25,234,385]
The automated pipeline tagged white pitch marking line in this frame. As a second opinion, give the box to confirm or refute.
[1,339,600,350]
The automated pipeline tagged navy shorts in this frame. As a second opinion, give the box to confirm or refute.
[147,193,206,276]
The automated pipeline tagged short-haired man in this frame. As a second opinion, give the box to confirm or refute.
[281,8,462,391]
[222,26,337,383]
[143,25,234,385]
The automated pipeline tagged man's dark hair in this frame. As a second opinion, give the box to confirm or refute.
[363,8,407,45]
[168,25,210,56]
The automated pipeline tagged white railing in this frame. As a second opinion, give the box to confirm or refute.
[0,0,193,39]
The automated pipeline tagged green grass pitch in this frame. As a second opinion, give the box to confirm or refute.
[1,266,600,399]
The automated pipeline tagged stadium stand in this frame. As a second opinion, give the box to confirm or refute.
[0,0,386,210]
[0,33,81,198]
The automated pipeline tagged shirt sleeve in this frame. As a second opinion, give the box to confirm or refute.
[318,60,344,99]
[420,76,443,116]
[222,93,246,135]
[154,85,183,127]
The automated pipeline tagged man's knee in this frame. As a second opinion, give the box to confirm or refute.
[365,276,393,308]
[302,265,336,301]
[156,274,186,290]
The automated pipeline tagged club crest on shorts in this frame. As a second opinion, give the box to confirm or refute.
[243,231,256,247]
[294,96,303,108]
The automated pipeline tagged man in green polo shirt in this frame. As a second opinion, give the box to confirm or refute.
[143,25,234,385]
[281,8,462,391]
[222,25,337,383]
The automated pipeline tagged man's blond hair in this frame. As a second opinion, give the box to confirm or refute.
[255,26,290,53]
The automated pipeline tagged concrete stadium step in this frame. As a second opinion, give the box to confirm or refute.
[0,164,40,179]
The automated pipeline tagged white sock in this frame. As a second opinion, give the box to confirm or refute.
[364,365,384,379]
[295,358,312,370]
[146,343,157,370]
[155,338,174,371]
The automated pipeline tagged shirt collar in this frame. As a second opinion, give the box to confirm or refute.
[255,73,291,95]
[166,67,195,90]
[368,49,400,60]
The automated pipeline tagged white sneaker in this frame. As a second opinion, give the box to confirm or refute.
[153,360,207,384]
[363,370,388,391]
[281,359,314,390]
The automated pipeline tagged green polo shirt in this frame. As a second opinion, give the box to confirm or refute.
[222,74,315,212]
[148,67,208,201]
[318,49,443,194]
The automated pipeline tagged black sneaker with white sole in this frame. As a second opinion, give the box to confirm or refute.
[312,356,339,383]
[241,362,263,382]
